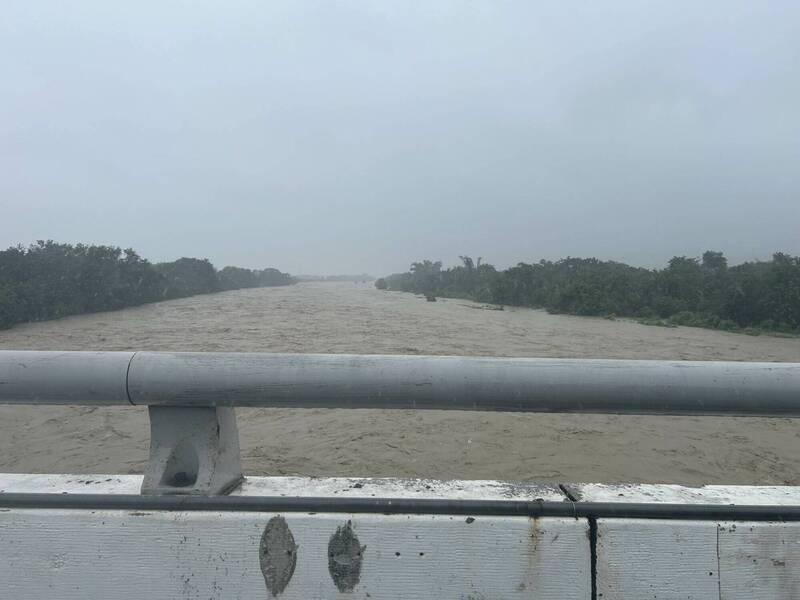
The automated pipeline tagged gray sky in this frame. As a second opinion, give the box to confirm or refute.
[2,1,798,275]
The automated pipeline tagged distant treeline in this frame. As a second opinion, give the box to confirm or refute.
[297,274,374,282]
[376,252,800,334]
[0,240,295,329]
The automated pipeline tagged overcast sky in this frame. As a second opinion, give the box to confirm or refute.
[1,1,798,275]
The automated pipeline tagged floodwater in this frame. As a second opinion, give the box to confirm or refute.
[1,282,798,484]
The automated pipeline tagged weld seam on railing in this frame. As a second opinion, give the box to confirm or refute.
[124,351,137,407]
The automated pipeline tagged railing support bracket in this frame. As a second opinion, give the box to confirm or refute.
[141,406,243,495]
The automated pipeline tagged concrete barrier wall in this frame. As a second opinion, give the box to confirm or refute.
[2,476,800,599]
[0,475,590,599]
[566,483,800,599]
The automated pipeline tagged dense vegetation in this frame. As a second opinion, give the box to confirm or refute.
[0,241,295,329]
[297,274,374,282]
[379,252,800,335]
[217,266,295,291]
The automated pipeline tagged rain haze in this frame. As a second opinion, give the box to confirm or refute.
[2,0,800,509]
[1,1,799,274]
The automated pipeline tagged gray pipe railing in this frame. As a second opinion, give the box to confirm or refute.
[1,350,800,416]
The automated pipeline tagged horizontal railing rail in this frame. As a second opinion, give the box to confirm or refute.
[3,492,800,521]
[1,350,799,416]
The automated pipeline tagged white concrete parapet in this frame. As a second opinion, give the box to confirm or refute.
[0,475,590,599]
[4,475,800,599]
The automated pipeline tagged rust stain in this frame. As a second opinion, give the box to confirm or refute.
[521,516,543,593]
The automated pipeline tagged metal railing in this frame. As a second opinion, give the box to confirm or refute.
[1,351,799,495]
[2,350,799,415]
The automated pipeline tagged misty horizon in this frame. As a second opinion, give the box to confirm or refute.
[0,239,793,278]
[2,1,798,276]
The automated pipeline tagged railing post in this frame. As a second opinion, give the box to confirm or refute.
[141,406,243,495]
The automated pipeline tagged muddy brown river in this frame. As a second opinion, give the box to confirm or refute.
[1,282,798,484]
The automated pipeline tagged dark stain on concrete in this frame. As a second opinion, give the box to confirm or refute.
[529,517,541,554]
[260,516,298,597]
[328,520,366,592]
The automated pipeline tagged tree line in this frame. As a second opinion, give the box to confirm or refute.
[0,240,295,329]
[376,252,800,334]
